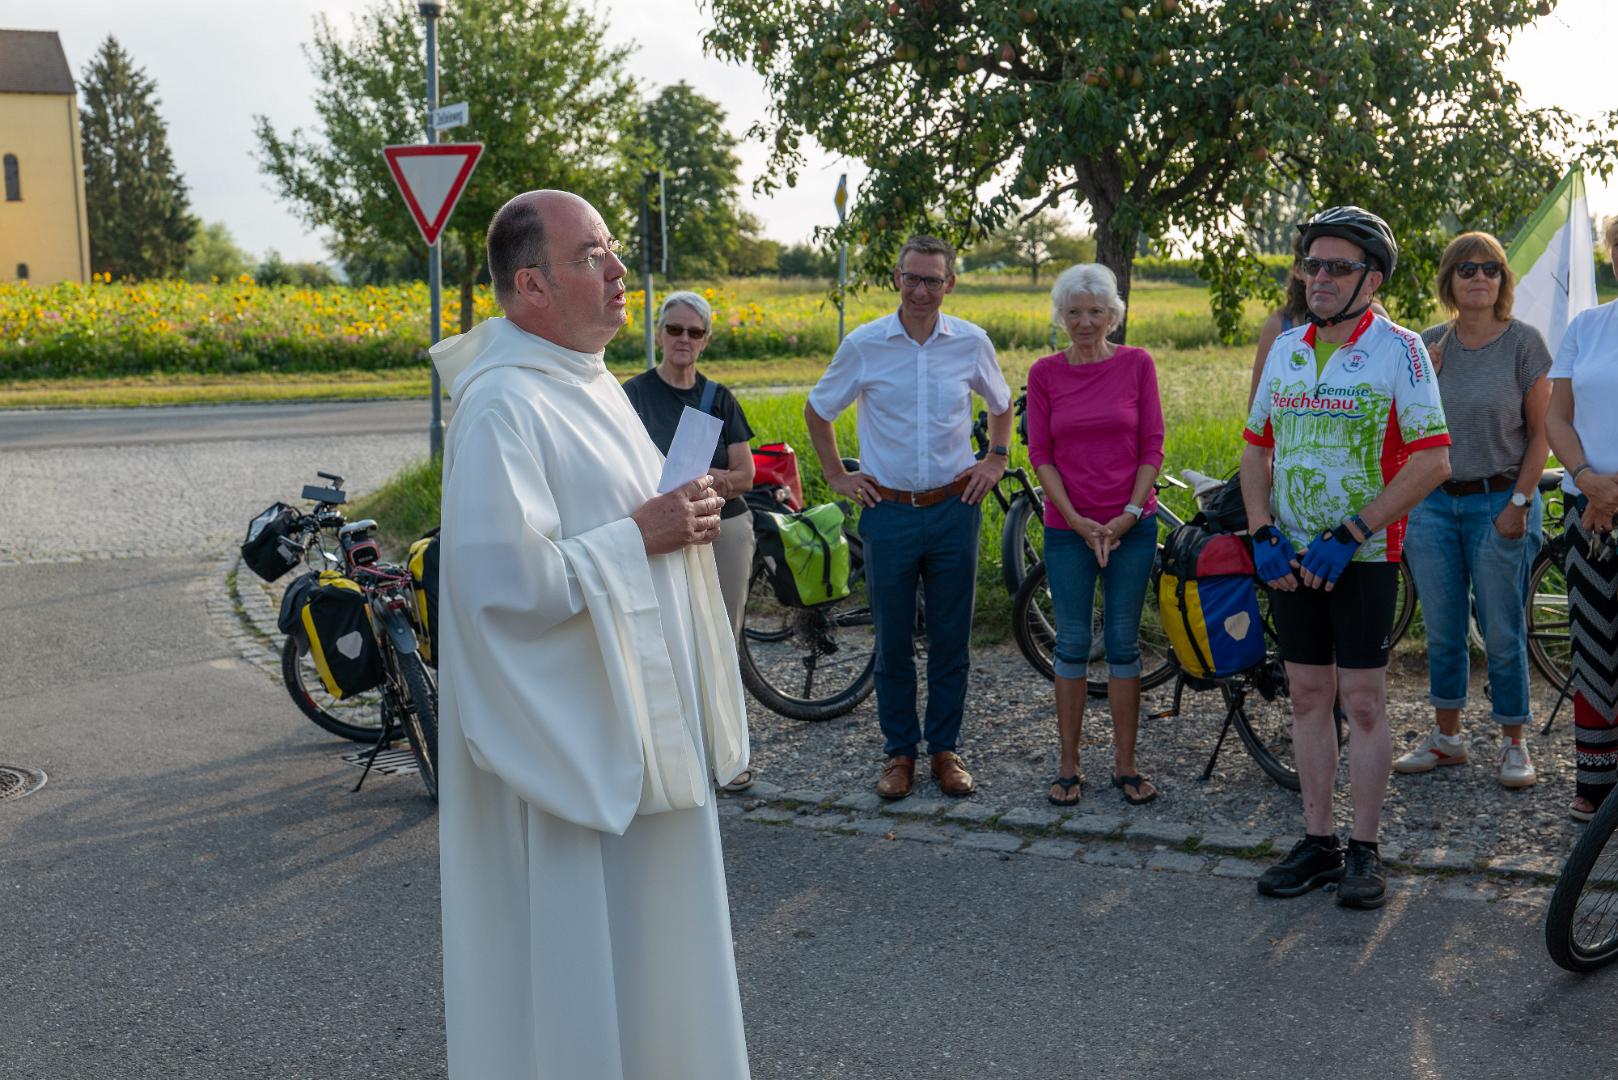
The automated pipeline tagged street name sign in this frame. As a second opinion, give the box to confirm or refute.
[431,101,469,132]
[382,143,484,246]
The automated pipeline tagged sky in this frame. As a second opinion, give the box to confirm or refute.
[2,0,1612,265]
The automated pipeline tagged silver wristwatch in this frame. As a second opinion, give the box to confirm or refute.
[1124,503,1145,519]
[1510,491,1530,508]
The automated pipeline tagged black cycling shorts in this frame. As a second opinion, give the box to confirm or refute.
[1266,561,1400,669]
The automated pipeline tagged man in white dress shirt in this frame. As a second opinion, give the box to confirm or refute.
[805,235,1014,799]
[432,189,752,1078]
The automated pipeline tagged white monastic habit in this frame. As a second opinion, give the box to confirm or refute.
[431,315,752,1080]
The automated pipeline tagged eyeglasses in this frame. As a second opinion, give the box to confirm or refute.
[1300,256,1371,279]
[1456,260,1503,280]
[898,272,949,292]
[662,325,707,339]
[528,237,624,274]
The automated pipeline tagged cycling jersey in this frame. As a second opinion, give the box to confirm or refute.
[1243,309,1450,562]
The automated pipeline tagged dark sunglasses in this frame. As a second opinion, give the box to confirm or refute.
[1455,261,1503,280]
[1300,256,1371,278]
[662,325,708,339]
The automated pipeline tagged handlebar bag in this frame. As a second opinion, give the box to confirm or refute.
[1155,523,1264,680]
[241,502,303,582]
[298,570,384,699]
[407,531,440,668]
[751,502,851,608]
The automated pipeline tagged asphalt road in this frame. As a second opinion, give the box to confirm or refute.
[4,554,1617,1080]
[0,399,450,451]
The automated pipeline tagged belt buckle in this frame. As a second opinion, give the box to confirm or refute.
[909,489,923,507]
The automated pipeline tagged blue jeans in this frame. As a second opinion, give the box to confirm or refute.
[859,496,981,758]
[1404,487,1543,725]
[1043,515,1159,681]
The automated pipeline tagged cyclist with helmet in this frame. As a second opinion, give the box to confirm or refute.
[1240,206,1453,910]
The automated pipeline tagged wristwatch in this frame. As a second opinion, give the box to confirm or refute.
[990,443,1010,457]
[1510,491,1530,508]
[1124,503,1145,519]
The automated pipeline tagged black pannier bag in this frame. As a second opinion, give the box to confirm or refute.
[298,571,384,699]
[407,529,440,667]
[277,570,320,637]
[241,502,304,581]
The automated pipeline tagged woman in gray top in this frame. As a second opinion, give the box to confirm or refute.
[1395,231,1552,789]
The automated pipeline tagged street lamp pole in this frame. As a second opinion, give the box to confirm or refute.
[420,0,445,458]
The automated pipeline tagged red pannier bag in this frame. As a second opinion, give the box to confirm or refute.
[752,443,804,511]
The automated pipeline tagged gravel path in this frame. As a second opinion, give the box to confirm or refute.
[740,643,1582,874]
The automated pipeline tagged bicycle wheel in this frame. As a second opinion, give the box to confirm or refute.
[1390,559,1417,646]
[1526,552,1571,691]
[1009,560,1174,693]
[394,651,438,801]
[1227,661,1349,792]
[999,489,1044,595]
[1546,791,1618,971]
[280,634,388,743]
[739,536,875,721]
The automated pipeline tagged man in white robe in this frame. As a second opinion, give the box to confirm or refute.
[431,189,752,1079]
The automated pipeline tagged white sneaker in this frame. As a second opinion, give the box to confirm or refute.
[1393,729,1469,774]
[1499,740,1537,789]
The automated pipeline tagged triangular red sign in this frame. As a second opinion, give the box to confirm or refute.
[383,143,484,246]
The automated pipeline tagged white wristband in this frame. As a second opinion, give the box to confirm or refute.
[1124,503,1144,519]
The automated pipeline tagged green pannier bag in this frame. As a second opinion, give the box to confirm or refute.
[298,570,384,700]
[752,503,852,608]
[407,529,440,668]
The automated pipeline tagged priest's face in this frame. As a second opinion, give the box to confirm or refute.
[538,197,630,348]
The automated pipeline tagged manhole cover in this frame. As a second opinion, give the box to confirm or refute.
[0,764,47,801]
[338,746,419,777]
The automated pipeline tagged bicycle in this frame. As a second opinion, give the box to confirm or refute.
[270,473,439,799]
[737,459,877,722]
[1546,790,1618,972]
[1010,470,1347,789]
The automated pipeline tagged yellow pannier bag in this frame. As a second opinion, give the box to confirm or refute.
[298,570,384,699]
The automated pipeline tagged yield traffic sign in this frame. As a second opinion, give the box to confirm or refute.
[382,143,484,246]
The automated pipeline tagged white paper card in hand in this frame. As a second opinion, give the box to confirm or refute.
[657,405,725,494]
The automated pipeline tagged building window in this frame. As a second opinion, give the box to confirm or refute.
[16,263,27,280]
[2,154,18,201]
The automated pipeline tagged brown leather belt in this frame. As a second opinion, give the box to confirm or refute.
[873,477,970,508]
[1440,472,1517,497]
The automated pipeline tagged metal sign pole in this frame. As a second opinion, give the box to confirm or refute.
[642,171,655,370]
[422,1,445,458]
[835,174,848,344]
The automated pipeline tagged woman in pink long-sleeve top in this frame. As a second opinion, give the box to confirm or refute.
[1026,263,1166,808]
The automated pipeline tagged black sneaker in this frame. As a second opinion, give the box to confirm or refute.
[1337,840,1386,910]
[1256,836,1344,898]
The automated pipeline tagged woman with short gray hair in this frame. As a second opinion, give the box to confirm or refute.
[1026,263,1165,807]
[623,291,758,790]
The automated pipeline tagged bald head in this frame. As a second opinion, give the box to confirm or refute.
[486,190,594,308]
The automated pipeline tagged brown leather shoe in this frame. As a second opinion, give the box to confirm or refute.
[876,755,915,800]
[931,751,975,797]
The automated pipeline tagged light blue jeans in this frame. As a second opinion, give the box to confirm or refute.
[1043,515,1158,681]
[1403,487,1543,725]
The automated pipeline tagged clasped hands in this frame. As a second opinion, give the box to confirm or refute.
[1254,522,1362,592]
[1579,471,1618,535]
[1064,509,1138,568]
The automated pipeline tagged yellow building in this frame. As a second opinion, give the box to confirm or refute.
[0,29,90,285]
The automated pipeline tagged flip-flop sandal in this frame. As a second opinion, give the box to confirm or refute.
[1571,801,1598,823]
[722,769,754,794]
[1112,772,1158,806]
[1047,774,1082,807]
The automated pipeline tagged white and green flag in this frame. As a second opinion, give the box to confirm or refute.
[1507,168,1597,357]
